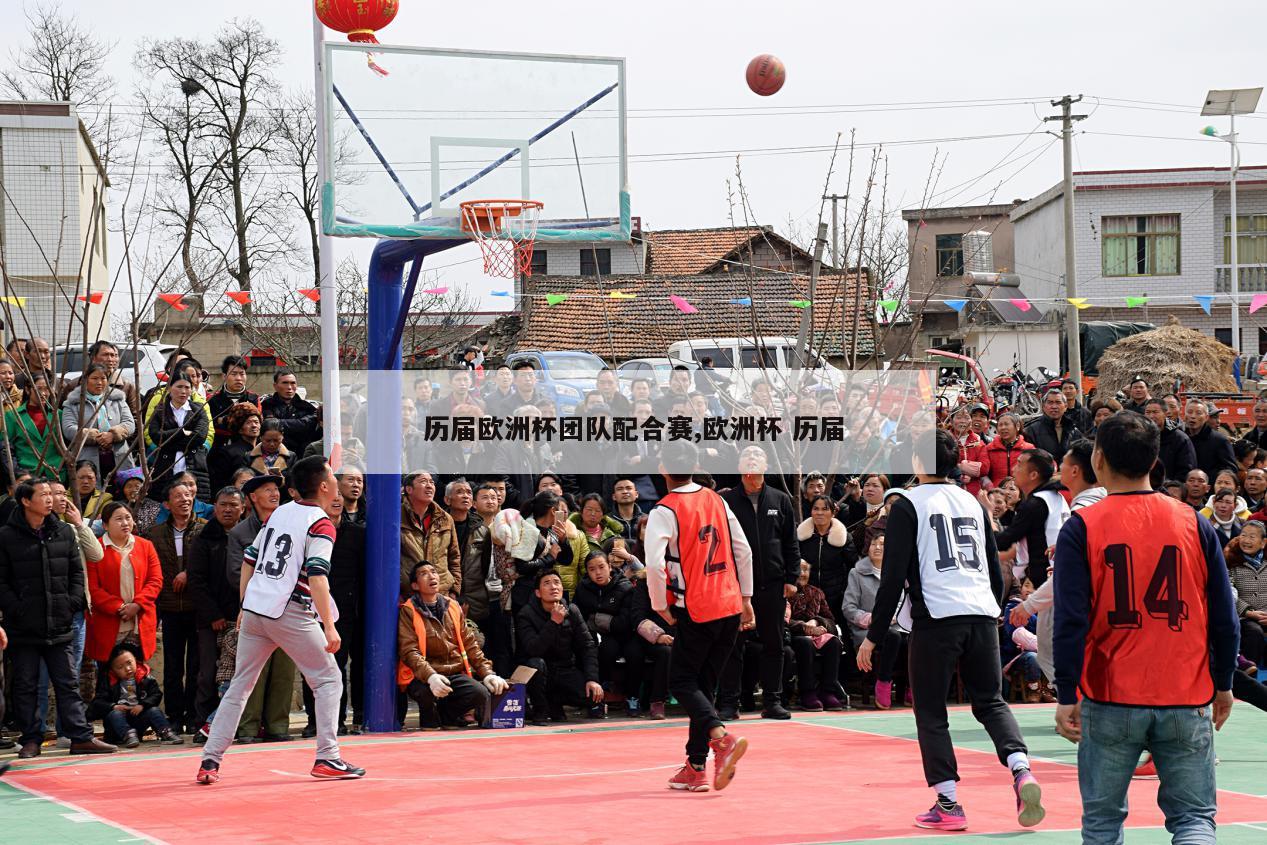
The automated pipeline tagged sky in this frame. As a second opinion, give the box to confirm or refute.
[4,0,1267,315]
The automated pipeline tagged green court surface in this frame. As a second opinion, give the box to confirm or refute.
[2,704,1264,844]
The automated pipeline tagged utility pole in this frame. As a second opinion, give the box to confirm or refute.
[792,221,829,385]
[1045,95,1088,400]
[823,194,847,269]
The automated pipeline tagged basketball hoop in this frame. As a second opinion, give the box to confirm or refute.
[460,200,544,279]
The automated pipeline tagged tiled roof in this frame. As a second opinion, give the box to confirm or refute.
[514,272,873,360]
[643,227,774,275]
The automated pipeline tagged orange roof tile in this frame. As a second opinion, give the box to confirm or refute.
[644,227,773,275]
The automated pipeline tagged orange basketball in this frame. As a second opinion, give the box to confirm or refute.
[746,54,785,96]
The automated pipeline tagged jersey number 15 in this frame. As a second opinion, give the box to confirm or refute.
[929,514,982,572]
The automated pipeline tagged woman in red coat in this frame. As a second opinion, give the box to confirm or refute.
[983,412,1033,489]
[86,501,164,663]
[948,407,988,495]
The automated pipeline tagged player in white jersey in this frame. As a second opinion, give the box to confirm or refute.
[196,457,363,784]
[858,429,1043,832]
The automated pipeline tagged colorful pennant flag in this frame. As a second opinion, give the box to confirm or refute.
[730,297,752,306]
[670,295,698,314]
[610,291,636,300]
[1067,297,1089,310]
[0,296,26,308]
[1125,296,1148,307]
[77,292,104,304]
[157,293,186,311]
[1251,294,1267,314]
[879,300,899,313]
[546,293,568,306]
[490,290,512,297]
[789,300,812,309]
[1193,294,1213,315]
[1009,297,1031,313]
[944,298,967,312]
[422,287,449,295]
[224,291,251,306]
[298,288,320,303]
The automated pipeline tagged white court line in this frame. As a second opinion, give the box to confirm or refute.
[2,776,170,845]
[268,763,680,782]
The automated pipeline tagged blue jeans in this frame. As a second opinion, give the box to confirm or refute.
[103,707,172,743]
[36,612,86,736]
[1078,700,1217,845]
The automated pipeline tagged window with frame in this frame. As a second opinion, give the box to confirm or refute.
[1215,328,1233,348]
[579,247,611,276]
[528,249,548,276]
[1224,214,1267,264]
[935,234,964,277]
[1101,214,1180,276]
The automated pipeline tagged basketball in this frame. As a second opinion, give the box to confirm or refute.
[746,54,785,96]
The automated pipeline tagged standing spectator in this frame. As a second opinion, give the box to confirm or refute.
[1226,520,1267,669]
[1244,467,1267,514]
[1053,412,1238,844]
[516,569,603,723]
[1120,376,1151,415]
[207,403,262,494]
[1023,390,1080,464]
[1183,469,1211,511]
[594,368,632,416]
[207,357,259,444]
[226,474,295,743]
[398,471,461,596]
[482,365,515,410]
[0,478,117,757]
[720,446,800,720]
[472,482,511,674]
[1185,399,1237,482]
[338,464,365,526]
[86,501,163,666]
[844,533,907,708]
[486,360,545,419]
[1241,398,1267,450]
[25,337,53,381]
[260,369,321,456]
[693,356,729,415]
[0,357,21,480]
[1086,398,1122,438]
[61,363,136,489]
[1144,399,1197,482]
[1060,380,1093,432]
[493,491,561,615]
[489,404,547,508]
[948,408,987,495]
[185,487,244,729]
[57,341,141,415]
[146,376,211,501]
[6,371,64,480]
[147,481,206,733]
[797,495,857,625]
[72,461,111,522]
[328,496,367,733]
[247,419,294,480]
[787,560,847,711]
[609,476,644,541]
[995,450,1068,588]
[968,403,995,446]
[653,366,694,419]
[447,477,489,619]
[427,369,483,417]
[142,360,214,452]
[983,413,1033,489]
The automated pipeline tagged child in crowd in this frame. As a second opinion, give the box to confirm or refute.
[89,642,183,748]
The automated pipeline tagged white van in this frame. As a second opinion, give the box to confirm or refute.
[666,336,842,395]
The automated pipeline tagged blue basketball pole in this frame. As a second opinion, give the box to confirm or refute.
[363,237,463,732]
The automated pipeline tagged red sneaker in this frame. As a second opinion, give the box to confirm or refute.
[709,732,748,791]
[195,759,220,785]
[1133,754,1157,779]
[310,758,366,780]
[668,764,709,791]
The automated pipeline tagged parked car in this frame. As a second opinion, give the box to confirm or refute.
[503,350,609,415]
[55,342,177,397]
[616,357,696,390]
[666,336,843,396]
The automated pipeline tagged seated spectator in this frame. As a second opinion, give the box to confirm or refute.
[1001,579,1050,703]
[570,493,622,554]
[797,494,857,625]
[61,363,136,484]
[844,534,908,709]
[247,419,293,479]
[1203,489,1244,546]
[515,568,603,724]
[603,535,644,578]
[609,476,644,541]
[86,502,164,666]
[73,461,112,523]
[838,474,889,552]
[88,642,183,747]
[621,565,673,719]
[208,402,261,494]
[787,561,846,711]
[397,561,507,730]
[574,551,635,716]
[1226,519,1267,669]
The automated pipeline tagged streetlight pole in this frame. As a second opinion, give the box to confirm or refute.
[1230,111,1240,356]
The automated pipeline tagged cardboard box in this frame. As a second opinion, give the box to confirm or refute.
[486,664,536,729]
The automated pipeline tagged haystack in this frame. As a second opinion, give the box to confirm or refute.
[1096,316,1238,396]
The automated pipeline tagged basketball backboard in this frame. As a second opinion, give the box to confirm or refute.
[321,43,629,243]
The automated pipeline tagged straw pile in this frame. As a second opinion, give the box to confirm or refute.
[1096,316,1238,396]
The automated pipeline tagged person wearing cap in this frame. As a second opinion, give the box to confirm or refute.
[1184,399,1238,483]
[1121,376,1151,415]
[1143,399,1197,483]
[968,403,995,445]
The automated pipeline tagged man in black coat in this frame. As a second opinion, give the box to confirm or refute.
[1184,399,1237,482]
[1241,399,1267,450]
[719,447,800,720]
[207,356,260,445]
[0,479,116,758]
[1144,400,1197,483]
[515,568,603,723]
[260,368,321,455]
[1023,389,1081,464]
[185,486,244,728]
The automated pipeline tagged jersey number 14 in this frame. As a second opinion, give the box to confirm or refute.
[1104,544,1188,631]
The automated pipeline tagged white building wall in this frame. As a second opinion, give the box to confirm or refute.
[533,239,644,276]
[1012,196,1065,304]
[964,327,1061,375]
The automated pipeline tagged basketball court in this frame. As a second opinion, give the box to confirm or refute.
[4,705,1266,844]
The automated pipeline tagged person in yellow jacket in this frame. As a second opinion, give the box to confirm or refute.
[398,561,508,729]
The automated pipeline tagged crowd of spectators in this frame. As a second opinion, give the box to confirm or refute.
[2,344,1266,759]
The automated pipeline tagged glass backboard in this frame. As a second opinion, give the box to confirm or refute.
[322,43,629,243]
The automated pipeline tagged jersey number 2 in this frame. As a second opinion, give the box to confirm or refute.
[1104,544,1188,631]
[929,514,981,571]
[698,525,726,575]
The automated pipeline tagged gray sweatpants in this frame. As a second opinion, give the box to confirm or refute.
[202,604,342,765]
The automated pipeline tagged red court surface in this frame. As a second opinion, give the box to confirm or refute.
[7,716,1267,845]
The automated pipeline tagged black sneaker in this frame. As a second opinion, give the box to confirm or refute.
[761,703,792,720]
[301,724,317,739]
[587,702,607,720]
[311,758,366,779]
[717,706,740,721]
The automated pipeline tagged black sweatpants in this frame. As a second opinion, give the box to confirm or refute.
[477,604,513,679]
[636,640,672,703]
[8,641,93,746]
[597,633,645,698]
[716,631,762,710]
[523,659,589,717]
[194,627,221,725]
[405,674,492,728]
[670,609,740,767]
[1240,619,1265,668]
[717,585,784,707]
[789,634,844,697]
[908,619,1027,786]
[159,610,199,731]
[871,629,906,683]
